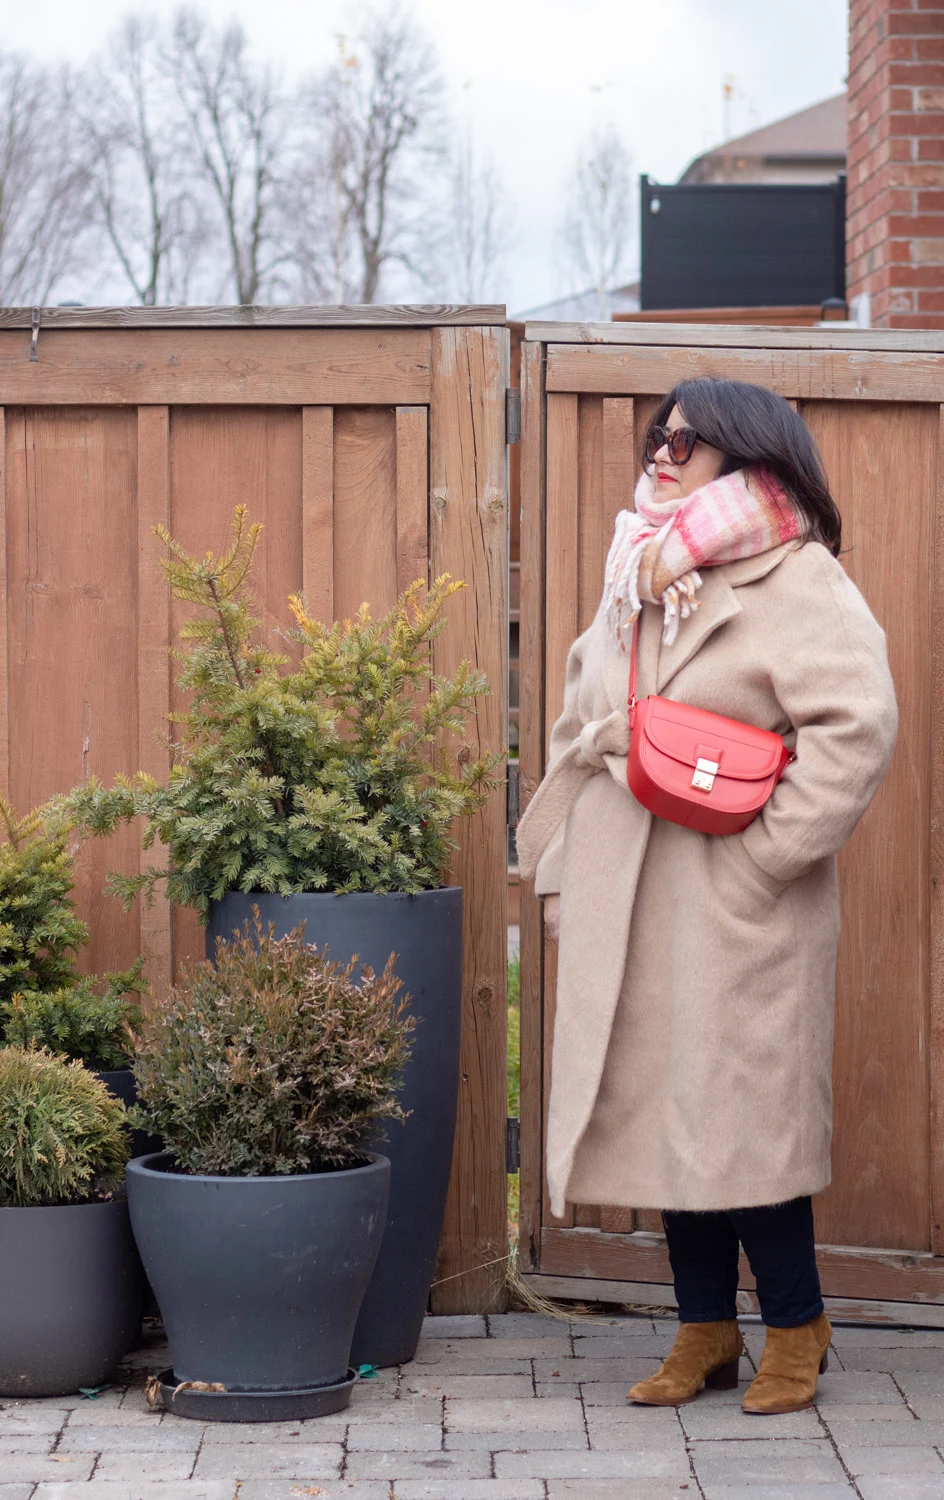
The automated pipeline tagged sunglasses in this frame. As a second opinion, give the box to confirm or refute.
[644,424,700,466]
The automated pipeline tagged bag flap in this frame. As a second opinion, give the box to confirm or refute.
[641,698,785,782]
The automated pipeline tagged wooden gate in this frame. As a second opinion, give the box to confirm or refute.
[0,305,510,1314]
[518,321,944,1321]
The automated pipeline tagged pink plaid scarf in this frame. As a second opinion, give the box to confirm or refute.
[602,466,803,648]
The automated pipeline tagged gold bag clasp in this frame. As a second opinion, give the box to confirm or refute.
[692,758,719,793]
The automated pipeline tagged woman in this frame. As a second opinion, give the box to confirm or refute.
[516,378,897,1415]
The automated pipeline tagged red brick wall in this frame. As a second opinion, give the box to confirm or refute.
[847,0,944,327]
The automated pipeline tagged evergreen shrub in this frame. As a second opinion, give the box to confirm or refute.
[64,508,502,918]
[0,799,144,1068]
[0,1047,130,1207]
[131,916,415,1177]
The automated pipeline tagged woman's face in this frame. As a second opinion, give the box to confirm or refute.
[652,404,725,500]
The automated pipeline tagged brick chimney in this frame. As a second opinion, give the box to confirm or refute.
[847,0,944,328]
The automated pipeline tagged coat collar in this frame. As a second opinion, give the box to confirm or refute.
[600,539,801,709]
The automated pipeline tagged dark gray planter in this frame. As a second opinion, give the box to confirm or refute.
[207,888,464,1368]
[126,1152,390,1394]
[0,1200,145,1397]
[95,1069,163,1160]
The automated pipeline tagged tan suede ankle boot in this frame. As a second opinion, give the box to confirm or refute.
[741,1312,832,1414]
[627,1320,743,1406]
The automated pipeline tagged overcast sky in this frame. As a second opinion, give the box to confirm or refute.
[7,0,849,312]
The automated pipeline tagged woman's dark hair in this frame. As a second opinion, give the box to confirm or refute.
[643,378,842,556]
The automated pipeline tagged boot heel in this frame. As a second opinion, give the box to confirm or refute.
[706,1356,741,1391]
[819,1350,828,1374]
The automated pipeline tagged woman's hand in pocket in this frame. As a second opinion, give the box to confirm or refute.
[544,893,561,942]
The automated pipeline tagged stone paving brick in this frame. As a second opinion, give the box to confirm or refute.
[856,1480,944,1500]
[405,1354,533,1377]
[534,1357,658,1384]
[841,1444,944,1474]
[678,1403,820,1439]
[545,1484,697,1500]
[421,1315,487,1340]
[32,1487,236,1500]
[195,1417,349,1443]
[5,1391,126,1411]
[414,1337,571,1363]
[346,1395,441,1423]
[829,1327,944,1346]
[92,1450,199,1481]
[834,1348,944,1372]
[236,1485,388,1500]
[813,1371,903,1403]
[400,1373,534,1400]
[0,1488,36,1500]
[0,1408,68,1434]
[535,1382,581,1400]
[394,1481,546,1499]
[571,1335,676,1358]
[192,1444,344,1480]
[59,1424,202,1452]
[494,1448,691,1479]
[345,1423,442,1451]
[584,1413,688,1453]
[689,1436,846,1485]
[0,1434,56,1453]
[344,1449,491,1480]
[62,1407,162,1428]
[579,1381,655,1405]
[894,1370,944,1399]
[815,1402,914,1422]
[540,1488,696,1500]
[698,1486,856,1500]
[443,1427,588,1451]
[829,1419,944,1446]
[0,1454,98,1481]
[487,1312,576,1338]
[444,1397,583,1433]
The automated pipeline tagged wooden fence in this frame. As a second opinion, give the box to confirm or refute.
[519,320,944,1321]
[0,305,510,1315]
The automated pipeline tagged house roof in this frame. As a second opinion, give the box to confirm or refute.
[680,93,847,181]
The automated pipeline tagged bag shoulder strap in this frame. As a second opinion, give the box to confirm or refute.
[628,614,640,717]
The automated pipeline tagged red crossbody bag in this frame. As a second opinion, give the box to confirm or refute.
[626,616,794,836]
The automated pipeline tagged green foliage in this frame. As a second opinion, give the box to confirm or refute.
[507,955,520,1119]
[0,1047,129,1207]
[63,507,504,917]
[131,916,416,1177]
[1,962,146,1071]
[0,800,88,1003]
[0,799,145,1068]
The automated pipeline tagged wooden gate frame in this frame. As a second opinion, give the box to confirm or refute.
[518,320,944,1325]
[0,304,510,1315]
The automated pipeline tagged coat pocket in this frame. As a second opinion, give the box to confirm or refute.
[718,831,788,900]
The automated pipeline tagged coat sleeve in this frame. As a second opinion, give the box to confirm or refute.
[740,545,898,885]
[531,623,593,896]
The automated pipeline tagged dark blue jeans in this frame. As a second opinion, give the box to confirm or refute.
[662,1195,824,1328]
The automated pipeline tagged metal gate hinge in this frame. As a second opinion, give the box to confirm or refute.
[30,307,40,362]
[505,387,521,446]
[506,761,519,828]
[506,1116,520,1174]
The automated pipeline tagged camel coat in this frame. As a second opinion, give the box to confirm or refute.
[517,540,897,1217]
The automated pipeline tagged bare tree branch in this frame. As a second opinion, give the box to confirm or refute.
[559,125,635,319]
[164,7,291,305]
[296,5,445,304]
[0,53,92,304]
[437,128,513,302]
[78,17,208,305]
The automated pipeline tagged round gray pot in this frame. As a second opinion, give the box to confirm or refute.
[207,889,463,1368]
[126,1152,390,1393]
[0,1200,145,1397]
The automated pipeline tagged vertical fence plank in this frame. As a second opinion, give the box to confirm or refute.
[396,406,429,596]
[302,407,334,622]
[429,325,509,1314]
[0,409,8,802]
[542,391,580,1231]
[518,341,546,1270]
[136,406,172,998]
[932,403,944,1257]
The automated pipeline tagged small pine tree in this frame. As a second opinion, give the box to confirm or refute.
[65,507,504,917]
[0,800,145,1068]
